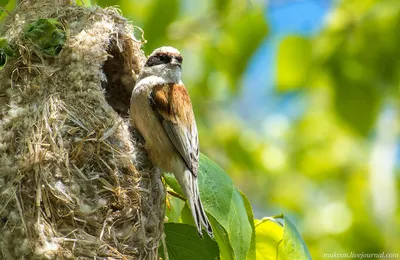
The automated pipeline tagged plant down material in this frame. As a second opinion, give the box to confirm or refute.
[0,0,164,259]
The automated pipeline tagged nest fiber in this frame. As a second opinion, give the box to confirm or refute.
[0,0,164,259]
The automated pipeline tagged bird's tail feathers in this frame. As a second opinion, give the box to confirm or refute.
[177,169,214,238]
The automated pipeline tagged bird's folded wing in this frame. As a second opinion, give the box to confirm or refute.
[150,83,199,176]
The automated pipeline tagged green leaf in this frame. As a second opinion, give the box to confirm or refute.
[24,18,66,56]
[283,216,311,260]
[164,173,183,195]
[180,203,195,226]
[240,191,256,260]
[0,0,16,23]
[179,205,234,260]
[160,223,219,260]
[165,154,253,260]
[255,219,284,260]
[166,195,186,223]
[277,35,312,91]
[0,37,16,70]
[199,154,252,260]
[0,38,16,57]
[209,216,234,260]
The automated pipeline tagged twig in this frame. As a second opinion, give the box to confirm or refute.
[166,190,186,201]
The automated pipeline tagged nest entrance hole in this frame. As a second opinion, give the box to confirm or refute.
[102,36,140,117]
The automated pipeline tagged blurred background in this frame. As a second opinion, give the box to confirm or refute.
[97,0,400,258]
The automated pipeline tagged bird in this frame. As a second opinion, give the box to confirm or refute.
[130,46,213,238]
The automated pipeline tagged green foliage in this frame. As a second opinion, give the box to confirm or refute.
[276,36,311,91]
[240,191,256,260]
[24,18,66,56]
[179,203,194,226]
[95,0,268,95]
[209,215,235,260]
[273,0,400,257]
[283,217,311,259]
[159,223,219,260]
[215,10,268,90]
[276,0,400,135]
[255,219,283,260]
[255,216,311,260]
[142,0,179,53]
[198,154,252,260]
[0,38,15,57]
[0,0,16,23]
[165,154,253,260]
[333,78,381,136]
[0,37,16,70]
[165,195,186,223]
[165,155,311,259]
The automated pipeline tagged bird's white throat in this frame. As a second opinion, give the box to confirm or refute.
[138,64,181,84]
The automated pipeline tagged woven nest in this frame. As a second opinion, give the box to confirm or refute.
[0,0,165,259]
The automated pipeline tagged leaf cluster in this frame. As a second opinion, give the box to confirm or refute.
[24,18,66,56]
[163,155,311,260]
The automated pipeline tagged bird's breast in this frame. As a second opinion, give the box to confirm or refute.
[130,82,182,173]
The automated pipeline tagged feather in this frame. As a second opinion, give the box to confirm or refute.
[149,83,199,176]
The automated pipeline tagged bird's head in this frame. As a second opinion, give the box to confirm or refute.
[139,46,183,83]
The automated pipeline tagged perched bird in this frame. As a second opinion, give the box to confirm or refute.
[130,46,213,238]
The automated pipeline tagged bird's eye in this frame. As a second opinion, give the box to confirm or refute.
[159,54,171,63]
[145,53,173,67]
[175,56,183,63]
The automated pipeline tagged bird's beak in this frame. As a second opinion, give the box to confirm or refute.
[171,58,181,68]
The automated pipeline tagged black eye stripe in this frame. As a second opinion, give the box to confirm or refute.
[145,53,183,67]
[145,56,161,67]
[145,54,172,67]
[160,55,171,63]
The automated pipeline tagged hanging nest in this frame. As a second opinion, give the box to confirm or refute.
[0,0,165,259]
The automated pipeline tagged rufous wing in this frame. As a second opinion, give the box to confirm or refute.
[150,83,199,176]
